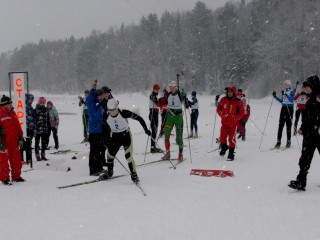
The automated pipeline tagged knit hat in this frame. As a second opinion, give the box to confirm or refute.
[101,86,111,93]
[168,81,177,88]
[153,84,160,90]
[38,97,46,105]
[304,75,320,94]
[107,98,119,110]
[47,101,53,106]
[0,95,12,106]
[283,80,291,88]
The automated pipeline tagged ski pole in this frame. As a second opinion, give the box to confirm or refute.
[248,117,264,135]
[285,104,301,151]
[259,97,274,150]
[183,106,193,164]
[115,156,130,173]
[211,107,218,148]
[143,135,150,163]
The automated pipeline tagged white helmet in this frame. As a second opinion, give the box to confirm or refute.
[107,98,119,110]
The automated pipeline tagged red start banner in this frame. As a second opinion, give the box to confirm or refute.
[12,73,26,135]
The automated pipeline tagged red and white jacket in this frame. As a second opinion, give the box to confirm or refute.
[294,92,308,110]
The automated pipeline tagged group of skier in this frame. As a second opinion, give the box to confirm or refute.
[1,73,319,191]
[0,93,59,185]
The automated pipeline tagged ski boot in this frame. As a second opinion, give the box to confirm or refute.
[131,172,140,183]
[227,148,235,161]
[194,131,198,138]
[41,153,48,161]
[219,144,228,156]
[162,151,170,160]
[274,141,281,149]
[35,153,41,161]
[286,140,291,148]
[2,179,12,186]
[99,170,113,180]
[13,177,25,182]
[178,152,183,161]
[288,180,306,191]
[188,132,193,138]
[151,147,163,153]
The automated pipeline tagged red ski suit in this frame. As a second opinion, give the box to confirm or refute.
[217,92,244,148]
[0,106,23,181]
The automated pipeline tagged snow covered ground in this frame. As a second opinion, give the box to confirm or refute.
[1,92,320,240]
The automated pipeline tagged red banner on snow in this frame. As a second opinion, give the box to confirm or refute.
[190,169,234,178]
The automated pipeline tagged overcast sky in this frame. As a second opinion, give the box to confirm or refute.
[0,0,233,53]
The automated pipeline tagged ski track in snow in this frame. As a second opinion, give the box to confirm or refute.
[1,92,320,240]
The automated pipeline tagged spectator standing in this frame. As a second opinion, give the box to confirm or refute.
[188,91,199,138]
[47,101,59,149]
[34,97,49,161]
[78,90,89,143]
[0,95,25,185]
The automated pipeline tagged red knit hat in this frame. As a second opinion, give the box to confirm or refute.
[38,97,46,105]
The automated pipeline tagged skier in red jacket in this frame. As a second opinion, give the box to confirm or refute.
[0,95,25,185]
[216,86,244,160]
[237,97,251,141]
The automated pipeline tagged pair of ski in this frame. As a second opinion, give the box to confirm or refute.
[50,149,78,155]
[137,158,185,169]
[261,146,291,153]
[57,174,147,196]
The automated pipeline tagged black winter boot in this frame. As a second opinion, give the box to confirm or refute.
[288,180,306,191]
[227,148,235,161]
[274,141,281,149]
[286,140,291,148]
[219,144,228,156]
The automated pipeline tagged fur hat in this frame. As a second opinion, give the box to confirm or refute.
[0,95,12,106]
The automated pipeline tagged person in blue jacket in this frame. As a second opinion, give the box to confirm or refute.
[272,80,296,148]
[20,93,35,164]
[86,80,104,176]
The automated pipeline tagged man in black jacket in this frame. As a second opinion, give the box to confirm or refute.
[288,75,320,191]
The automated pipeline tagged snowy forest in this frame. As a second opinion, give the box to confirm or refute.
[0,0,319,97]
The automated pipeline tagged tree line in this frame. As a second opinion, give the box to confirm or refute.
[0,0,319,97]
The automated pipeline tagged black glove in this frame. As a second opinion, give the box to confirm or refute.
[145,129,151,136]
[281,90,284,95]
[272,91,276,98]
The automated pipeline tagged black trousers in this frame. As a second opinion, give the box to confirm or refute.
[149,110,159,148]
[48,126,59,148]
[107,129,136,174]
[277,106,293,142]
[296,132,320,187]
[35,133,48,154]
[20,128,34,161]
[294,109,306,130]
[88,133,104,175]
